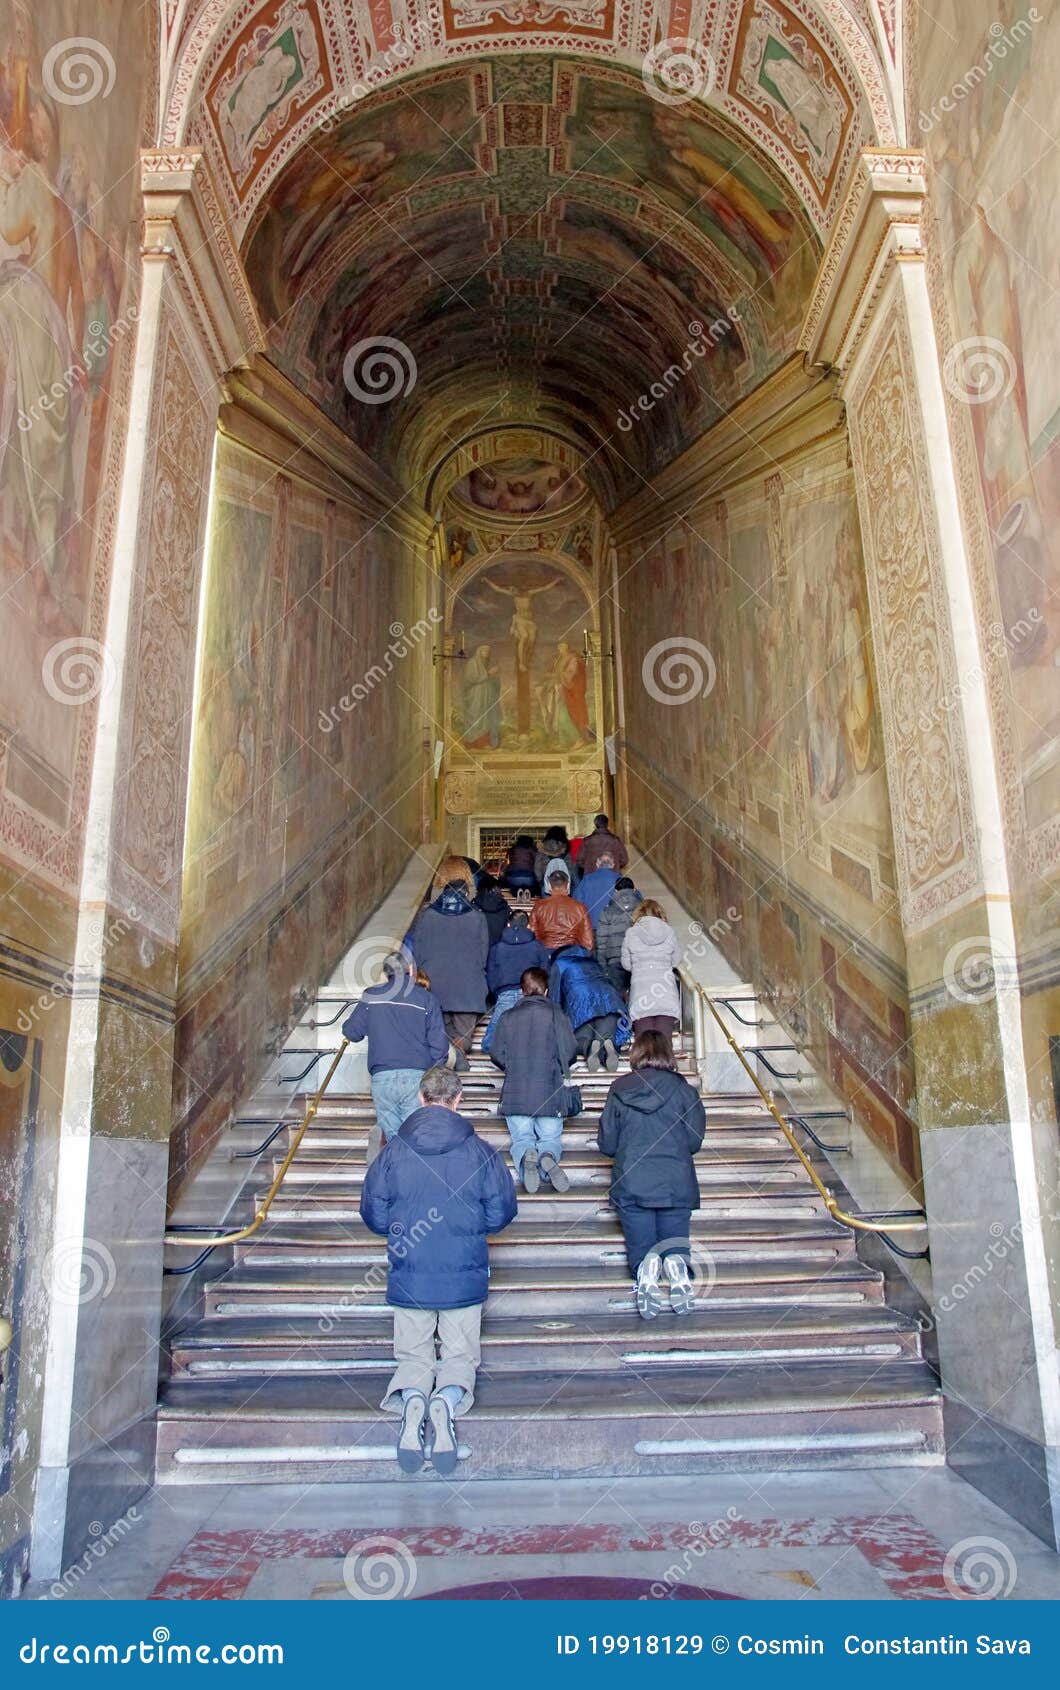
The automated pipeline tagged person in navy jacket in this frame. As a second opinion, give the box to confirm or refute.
[360,1065,518,1474]
[342,952,449,1157]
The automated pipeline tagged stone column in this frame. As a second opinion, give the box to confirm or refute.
[802,152,1060,1545]
[32,152,262,1578]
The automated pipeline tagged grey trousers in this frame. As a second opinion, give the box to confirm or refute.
[381,1304,483,1415]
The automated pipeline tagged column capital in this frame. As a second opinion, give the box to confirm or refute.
[140,147,263,379]
[800,150,927,376]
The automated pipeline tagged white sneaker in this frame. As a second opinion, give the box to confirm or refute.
[636,1252,664,1320]
[664,1254,694,1315]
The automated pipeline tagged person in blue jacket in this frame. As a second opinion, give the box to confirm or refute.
[481,910,550,1053]
[360,1065,518,1475]
[549,944,631,1072]
[342,952,449,1156]
[576,850,621,931]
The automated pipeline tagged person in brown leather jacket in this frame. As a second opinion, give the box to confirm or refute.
[529,869,594,957]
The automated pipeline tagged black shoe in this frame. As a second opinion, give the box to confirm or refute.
[585,1040,602,1072]
[452,1047,470,1073]
[522,1148,540,1193]
[396,1390,428,1473]
[602,1037,620,1072]
[427,1393,459,1476]
[539,1152,569,1192]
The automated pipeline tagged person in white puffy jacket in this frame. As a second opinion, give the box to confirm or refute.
[621,900,682,1038]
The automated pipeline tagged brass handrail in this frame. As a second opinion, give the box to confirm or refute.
[680,971,925,1239]
[163,1039,349,1250]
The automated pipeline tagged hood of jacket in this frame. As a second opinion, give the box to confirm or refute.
[431,887,474,916]
[613,1068,685,1114]
[398,1104,473,1153]
[630,915,673,948]
[551,943,591,963]
[609,888,641,915]
[500,925,537,947]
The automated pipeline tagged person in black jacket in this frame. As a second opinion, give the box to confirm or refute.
[490,968,577,1193]
[361,1065,517,1473]
[475,870,511,948]
[407,869,490,1071]
[342,952,449,1157]
[598,1030,706,1320]
[481,911,550,1055]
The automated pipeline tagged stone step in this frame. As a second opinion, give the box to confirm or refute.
[290,1125,789,1152]
[236,1214,857,1268]
[268,1157,810,1192]
[155,1357,943,1485]
[170,1305,924,1377]
[204,1257,885,1318]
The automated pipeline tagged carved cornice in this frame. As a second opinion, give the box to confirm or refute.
[799,149,927,376]
[140,147,264,377]
[222,356,434,545]
[609,355,845,543]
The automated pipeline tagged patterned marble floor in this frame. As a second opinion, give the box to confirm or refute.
[22,1469,1060,1603]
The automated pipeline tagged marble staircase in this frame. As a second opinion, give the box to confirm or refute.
[156,1018,942,1484]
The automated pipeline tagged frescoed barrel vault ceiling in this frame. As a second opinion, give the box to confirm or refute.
[161,2,904,501]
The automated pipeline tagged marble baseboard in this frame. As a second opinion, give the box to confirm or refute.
[944,1395,1060,1550]
[32,1410,155,1583]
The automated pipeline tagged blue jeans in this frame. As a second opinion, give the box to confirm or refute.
[371,1068,423,1141]
[506,1115,563,1173]
[481,986,521,1053]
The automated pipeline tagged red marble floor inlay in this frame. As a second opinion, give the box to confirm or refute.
[150,1513,955,1602]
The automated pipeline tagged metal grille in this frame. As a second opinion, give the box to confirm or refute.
[477,827,522,865]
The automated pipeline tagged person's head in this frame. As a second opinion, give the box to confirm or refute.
[632,898,667,924]
[515,834,535,849]
[593,813,609,830]
[381,951,411,983]
[615,876,635,892]
[544,826,569,848]
[548,870,570,893]
[629,1030,677,1072]
[596,851,615,871]
[419,1065,463,1111]
[509,909,530,929]
[520,967,549,997]
[432,854,475,898]
[477,870,499,892]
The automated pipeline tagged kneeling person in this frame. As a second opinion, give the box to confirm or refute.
[342,951,449,1156]
[360,1065,518,1474]
[490,967,578,1193]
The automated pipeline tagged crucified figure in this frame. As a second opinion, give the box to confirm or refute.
[484,575,560,670]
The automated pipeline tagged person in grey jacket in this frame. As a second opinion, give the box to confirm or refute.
[595,876,642,991]
[490,968,577,1192]
[408,878,489,1070]
[343,953,449,1154]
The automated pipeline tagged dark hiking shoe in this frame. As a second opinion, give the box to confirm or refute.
[522,1148,540,1193]
[636,1252,664,1320]
[585,1040,603,1072]
[539,1152,569,1192]
[601,1037,620,1072]
[451,1047,471,1073]
[396,1391,428,1473]
[427,1394,459,1476]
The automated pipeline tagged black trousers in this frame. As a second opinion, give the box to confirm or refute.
[613,1199,693,1278]
[574,1012,619,1057]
